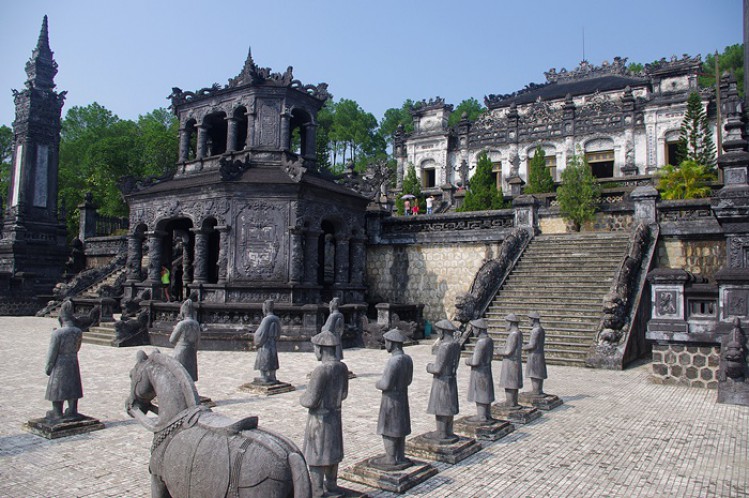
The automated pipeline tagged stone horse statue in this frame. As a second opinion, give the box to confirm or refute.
[126,350,312,498]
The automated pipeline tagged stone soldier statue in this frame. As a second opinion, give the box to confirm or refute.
[371,328,413,470]
[523,312,547,395]
[169,299,201,382]
[323,297,345,360]
[465,318,495,422]
[498,313,523,409]
[301,328,349,498]
[45,300,83,420]
[426,319,461,443]
[253,299,281,384]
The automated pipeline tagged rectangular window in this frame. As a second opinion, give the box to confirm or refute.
[422,168,436,188]
[492,161,502,190]
[586,150,615,179]
[666,141,680,166]
[546,155,557,181]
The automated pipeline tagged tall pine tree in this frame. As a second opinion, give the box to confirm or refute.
[525,146,555,194]
[458,151,505,212]
[557,153,601,231]
[677,92,717,168]
[396,163,423,215]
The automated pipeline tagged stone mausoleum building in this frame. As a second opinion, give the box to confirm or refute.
[121,52,370,348]
[395,56,718,194]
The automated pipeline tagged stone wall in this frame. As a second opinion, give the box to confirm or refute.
[650,343,720,389]
[656,238,725,281]
[539,211,634,234]
[366,242,504,323]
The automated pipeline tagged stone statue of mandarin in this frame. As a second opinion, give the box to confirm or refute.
[371,328,414,470]
[498,313,523,409]
[522,312,547,395]
[426,319,461,442]
[253,299,281,384]
[465,318,495,422]
[169,299,201,381]
[45,300,84,420]
[301,328,349,498]
[323,297,345,361]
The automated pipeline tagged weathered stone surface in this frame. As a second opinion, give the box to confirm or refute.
[24,414,104,439]
[341,457,438,494]
[454,416,515,441]
[491,404,543,424]
[405,433,481,464]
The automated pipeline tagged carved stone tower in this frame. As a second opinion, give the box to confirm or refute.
[0,16,68,314]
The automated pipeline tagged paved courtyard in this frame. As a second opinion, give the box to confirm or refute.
[0,317,746,497]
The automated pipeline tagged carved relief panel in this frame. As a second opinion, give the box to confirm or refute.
[257,99,281,147]
[651,285,683,320]
[233,201,288,281]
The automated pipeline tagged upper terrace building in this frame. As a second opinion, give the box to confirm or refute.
[394,56,718,194]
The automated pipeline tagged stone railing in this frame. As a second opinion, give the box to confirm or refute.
[657,198,722,236]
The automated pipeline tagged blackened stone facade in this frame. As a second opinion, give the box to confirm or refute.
[0,16,68,315]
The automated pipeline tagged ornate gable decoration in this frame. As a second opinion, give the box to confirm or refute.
[544,56,630,83]
[644,54,702,77]
[168,49,331,108]
[411,97,453,115]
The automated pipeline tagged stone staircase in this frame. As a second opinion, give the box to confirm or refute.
[469,231,631,367]
[82,324,116,346]
[78,267,126,299]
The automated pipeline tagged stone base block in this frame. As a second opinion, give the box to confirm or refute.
[518,392,564,411]
[239,380,296,396]
[718,378,749,406]
[405,432,481,464]
[24,414,104,439]
[491,403,542,424]
[453,416,515,441]
[341,456,438,494]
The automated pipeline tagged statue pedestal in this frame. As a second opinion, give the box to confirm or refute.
[341,456,438,494]
[405,432,481,464]
[239,379,296,396]
[454,416,515,441]
[24,414,104,439]
[491,403,542,424]
[518,392,564,411]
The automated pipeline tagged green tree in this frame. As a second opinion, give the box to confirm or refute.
[379,99,415,145]
[700,44,744,97]
[524,146,555,194]
[448,98,486,127]
[556,153,601,231]
[657,160,716,200]
[458,151,505,212]
[315,102,334,171]
[0,125,12,204]
[395,163,422,215]
[677,92,717,168]
[325,99,385,173]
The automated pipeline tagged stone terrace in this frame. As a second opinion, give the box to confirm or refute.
[0,317,746,497]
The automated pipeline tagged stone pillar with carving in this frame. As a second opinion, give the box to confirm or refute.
[334,235,350,285]
[196,125,208,160]
[226,117,238,153]
[304,229,321,285]
[512,195,538,232]
[178,126,191,162]
[631,185,659,224]
[280,108,291,151]
[349,235,366,286]
[146,230,165,283]
[182,235,193,289]
[192,228,209,284]
[245,103,256,150]
[216,226,230,284]
[303,123,317,161]
[289,226,305,284]
[77,192,97,242]
[126,232,145,283]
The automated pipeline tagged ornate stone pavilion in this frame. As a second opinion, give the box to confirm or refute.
[0,17,68,314]
[394,56,717,193]
[122,52,369,348]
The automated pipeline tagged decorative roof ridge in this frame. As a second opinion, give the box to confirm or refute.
[544,56,632,83]
[643,54,703,76]
[410,96,453,114]
[168,49,331,108]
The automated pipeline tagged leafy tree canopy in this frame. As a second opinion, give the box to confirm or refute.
[59,103,177,237]
[458,151,505,212]
[701,44,744,97]
[320,98,385,174]
[677,92,717,168]
[524,146,555,194]
[379,99,415,143]
[395,163,423,215]
[657,160,716,200]
[448,98,486,127]
[556,152,601,231]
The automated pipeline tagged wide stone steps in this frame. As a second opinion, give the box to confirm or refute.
[465,231,630,367]
[82,325,116,346]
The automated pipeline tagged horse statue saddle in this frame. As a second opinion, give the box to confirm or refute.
[191,411,258,437]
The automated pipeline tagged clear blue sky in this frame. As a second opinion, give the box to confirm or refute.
[0,0,742,128]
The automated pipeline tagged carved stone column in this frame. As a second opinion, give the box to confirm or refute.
[216,225,231,284]
[280,108,291,150]
[226,118,238,153]
[191,228,209,284]
[145,230,166,283]
[182,236,193,288]
[196,125,208,160]
[349,236,366,286]
[304,229,321,285]
[245,105,256,150]
[303,123,317,160]
[125,232,144,283]
[289,225,305,284]
[178,126,190,162]
[334,236,351,284]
